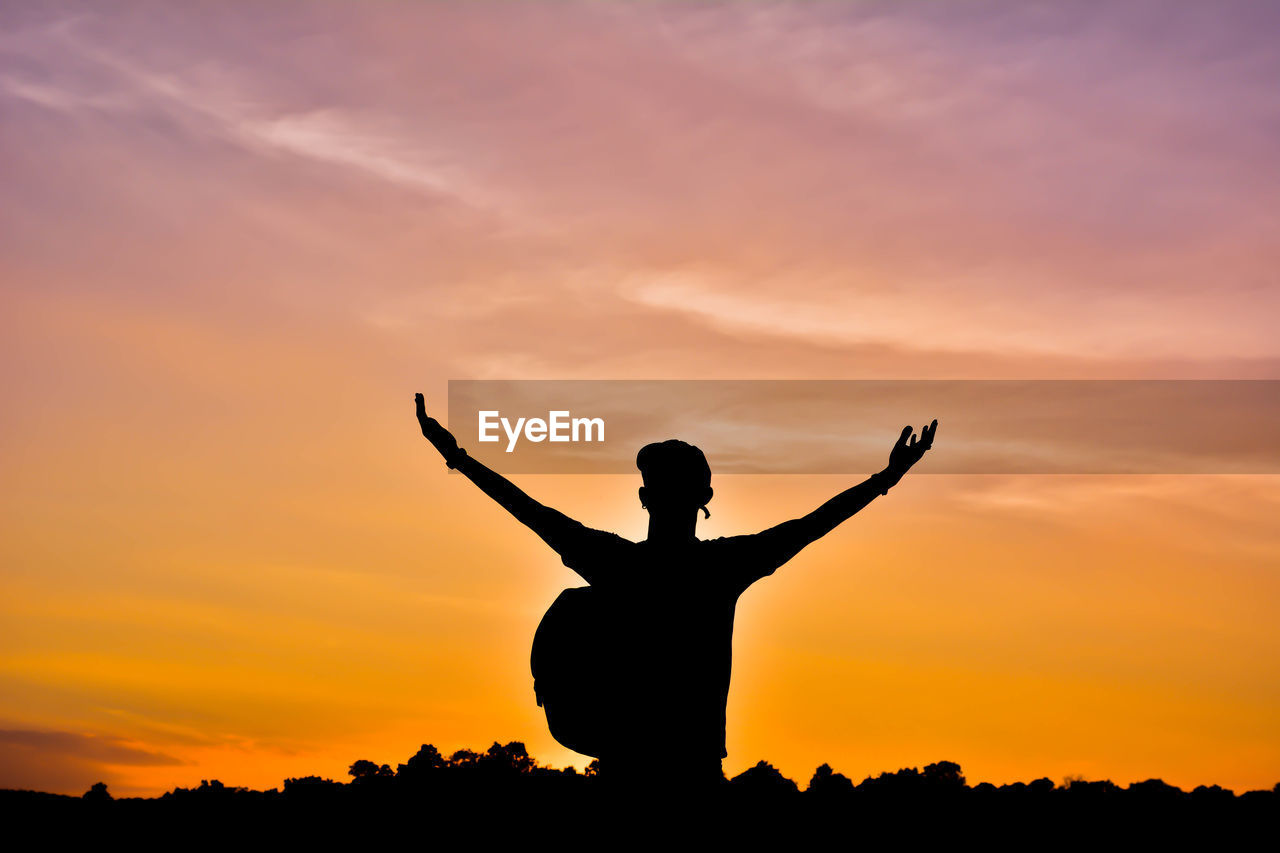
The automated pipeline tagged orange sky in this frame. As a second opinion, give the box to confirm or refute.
[1,2,1278,796]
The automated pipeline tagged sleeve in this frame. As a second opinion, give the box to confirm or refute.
[538,516,632,586]
[713,521,811,593]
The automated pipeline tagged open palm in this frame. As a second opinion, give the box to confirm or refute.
[887,419,938,474]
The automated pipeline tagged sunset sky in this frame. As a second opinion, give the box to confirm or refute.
[2,1,1278,796]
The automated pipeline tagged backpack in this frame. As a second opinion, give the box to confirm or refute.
[530,586,618,758]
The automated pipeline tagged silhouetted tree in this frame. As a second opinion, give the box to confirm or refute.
[807,763,853,796]
[1128,778,1184,805]
[478,741,536,775]
[348,760,394,787]
[397,743,446,778]
[1191,784,1235,804]
[449,749,480,768]
[349,759,379,780]
[923,760,965,788]
[859,766,923,794]
[1028,777,1055,794]
[1063,778,1121,805]
[282,775,343,800]
[82,782,111,802]
[730,760,799,795]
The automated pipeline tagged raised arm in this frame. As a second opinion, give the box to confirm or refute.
[745,420,938,571]
[414,392,588,554]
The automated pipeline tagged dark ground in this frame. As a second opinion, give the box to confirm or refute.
[5,742,1276,844]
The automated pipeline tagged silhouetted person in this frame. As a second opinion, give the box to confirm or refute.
[414,392,936,793]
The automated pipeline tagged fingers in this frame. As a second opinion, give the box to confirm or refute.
[923,418,938,448]
[890,421,937,468]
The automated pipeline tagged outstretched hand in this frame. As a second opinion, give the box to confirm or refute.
[415,392,461,462]
[887,419,938,476]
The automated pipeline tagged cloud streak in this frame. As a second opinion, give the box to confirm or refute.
[0,729,183,766]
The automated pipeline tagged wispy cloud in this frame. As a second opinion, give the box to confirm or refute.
[4,3,1277,368]
[0,728,183,765]
[0,727,184,794]
[1,18,513,217]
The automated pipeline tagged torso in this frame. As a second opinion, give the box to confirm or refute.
[594,538,748,760]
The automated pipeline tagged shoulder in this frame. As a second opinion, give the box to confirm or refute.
[699,533,765,551]
[557,525,635,569]
[546,515,633,548]
[700,533,786,587]
[569,525,635,553]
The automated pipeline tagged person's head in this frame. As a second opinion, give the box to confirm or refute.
[636,439,712,520]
